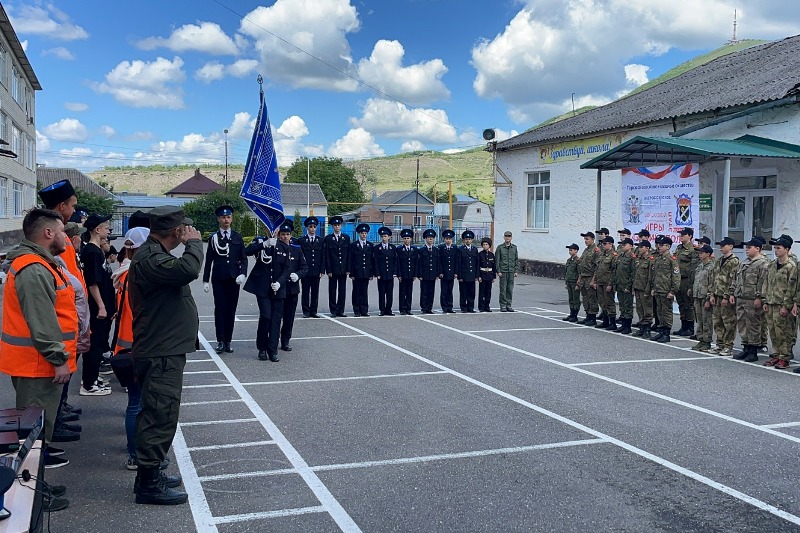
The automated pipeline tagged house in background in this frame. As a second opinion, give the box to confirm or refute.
[166,168,223,198]
[351,189,434,228]
[113,193,192,236]
[280,182,329,226]
[433,195,494,229]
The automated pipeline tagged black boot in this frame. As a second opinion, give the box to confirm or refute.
[134,471,182,493]
[614,318,626,332]
[605,317,618,331]
[732,345,748,360]
[577,312,590,325]
[562,309,573,321]
[619,319,632,335]
[673,319,688,336]
[257,350,269,361]
[567,308,579,322]
[743,346,760,363]
[595,315,609,329]
[685,321,695,336]
[215,341,224,352]
[650,327,665,342]
[641,324,652,340]
[268,352,280,362]
[223,343,234,353]
[583,314,597,327]
[134,468,188,505]
[630,323,644,337]
[655,327,670,343]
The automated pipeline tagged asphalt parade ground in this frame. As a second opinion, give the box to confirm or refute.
[5,273,800,532]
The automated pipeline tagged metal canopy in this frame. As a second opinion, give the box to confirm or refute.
[580,134,800,171]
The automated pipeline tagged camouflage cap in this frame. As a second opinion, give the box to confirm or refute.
[64,221,87,238]
[148,206,193,231]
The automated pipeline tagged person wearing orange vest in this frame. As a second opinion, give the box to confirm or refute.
[0,209,78,501]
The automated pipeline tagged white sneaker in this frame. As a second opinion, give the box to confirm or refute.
[718,348,732,356]
[80,385,111,396]
[706,347,720,354]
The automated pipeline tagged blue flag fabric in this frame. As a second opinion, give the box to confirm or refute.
[240,90,285,232]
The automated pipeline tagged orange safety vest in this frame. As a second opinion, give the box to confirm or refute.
[61,245,87,295]
[0,254,79,377]
[114,269,133,354]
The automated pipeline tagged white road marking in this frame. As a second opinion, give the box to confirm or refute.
[242,370,448,387]
[181,399,245,407]
[184,370,224,375]
[571,356,718,366]
[761,421,800,429]
[213,506,326,525]
[186,440,276,452]
[180,418,257,427]
[174,426,218,532]
[185,358,214,363]
[183,383,233,389]
[222,334,366,342]
[468,326,584,333]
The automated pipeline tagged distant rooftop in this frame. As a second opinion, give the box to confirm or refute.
[37,167,115,199]
[166,168,224,195]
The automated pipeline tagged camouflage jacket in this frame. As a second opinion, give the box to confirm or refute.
[593,248,618,284]
[691,259,715,300]
[732,255,769,300]
[613,250,636,291]
[650,251,680,294]
[675,241,699,284]
[709,254,740,298]
[579,244,600,278]
[633,249,655,292]
[564,255,580,283]
[763,259,798,307]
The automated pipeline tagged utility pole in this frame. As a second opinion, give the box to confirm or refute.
[415,157,420,235]
[224,129,229,192]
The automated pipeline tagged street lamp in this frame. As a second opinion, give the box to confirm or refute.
[224,129,229,192]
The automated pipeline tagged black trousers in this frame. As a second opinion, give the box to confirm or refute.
[420,280,436,312]
[440,278,455,312]
[83,315,112,390]
[256,296,283,355]
[301,275,321,315]
[134,354,185,468]
[377,278,394,314]
[459,280,476,312]
[328,274,347,315]
[351,277,370,315]
[213,278,240,343]
[399,279,414,313]
[478,280,493,311]
[281,293,299,347]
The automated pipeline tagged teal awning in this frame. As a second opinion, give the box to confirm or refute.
[580,135,800,171]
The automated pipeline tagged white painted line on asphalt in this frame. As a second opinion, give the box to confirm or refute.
[242,370,449,387]
[180,418,258,427]
[571,356,719,366]
[213,506,327,525]
[761,421,800,429]
[468,326,584,333]
[174,426,218,532]
[226,334,366,342]
[184,370,224,375]
[185,358,214,363]
[183,383,233,389]
[187,440,276,452]
[182,399,245,406]
[324,315,800,526]
[200,468,296,481]
[197,332,363,532]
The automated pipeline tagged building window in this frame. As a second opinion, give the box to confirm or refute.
[413,215,421,227]
[0,44,6,87]
[0,177,7,217]
[12,181,23,217]
[0,113,7,143]
[526,171,550,229]
[25,135,34,169]
[393,214,402,226]
[11,67,19,104]
[476,208,482,213]
[11,125,20,162]
[426,215,434,226]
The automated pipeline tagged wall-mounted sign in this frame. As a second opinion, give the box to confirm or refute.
[538,134,625,165]
[699,194,713,211]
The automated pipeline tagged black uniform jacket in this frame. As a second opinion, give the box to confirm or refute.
[416,245,440,280]
[373,243,397,279]
[396,245,418,280]
[203,229,247,283]
[323,232,350,275]
[438,244,460,280]
[457,245,479,282]
[243,237,291,299]
[349,240,374,279]
[282,240,308,295]
[298,234,324,276]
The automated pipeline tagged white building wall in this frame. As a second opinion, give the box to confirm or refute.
[461,202,493,225]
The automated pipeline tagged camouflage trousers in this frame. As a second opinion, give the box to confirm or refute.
[617,289,634,320]
[766,305,797,360]
[654,293,675,329]
[712,298,737,350]
[735,298,765,345]
[566,282,581,309]
[596,283,616,317]
[634,289,653,324]
[580,278,598,314]
[693,298,713,343]
[676,278,695,321]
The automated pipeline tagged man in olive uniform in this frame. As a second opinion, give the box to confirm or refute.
[730,238,769,361]
[323,216,350,317]
[708,237,740,356]
[373,227,397,316]
[477,237,496,312]
[631,241,655,338]
[673,227,700,336]
[591,236,618,330]
[595,228,611,321]
[577,231,600,326]
[129,206,202,505]
[650,235,681,343]
[349,223,374,316]
[616,228,632,253]
[562,244,581,322]
[613,238,636,334]
[496,231,519,312]
[279,222,308,352]
[637,229,659,328]
[202,206,247,353]
[762,236,798,369]
[438,229,459,313]
[416,229,439,314]
[690,245,716,352]
[457,230,479,313]
[299,216,324,318]
[396,229,417,315]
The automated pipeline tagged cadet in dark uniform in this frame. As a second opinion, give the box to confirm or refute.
[457,230,479,313]
[279,222,308,351]
[478,237,496,312]
[373,227,397,316]
[438,229,459,313]
[396,228,417,315]
[202,206,247,353]
[416,228,439,314]
[128,206,201,505]
[349,223,374,316]
[299,216,324,318]
[243,232,291,362]
[323,215,350,317]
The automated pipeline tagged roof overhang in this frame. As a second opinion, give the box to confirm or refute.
[580,135,800,171]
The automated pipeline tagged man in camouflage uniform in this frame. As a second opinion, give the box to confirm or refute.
[650,235,680,343]
[592,236,618,330]
[613,238,636,334]
[577,231,600,326]
[691,245,716,352]
[762,236,797,370]
[631,240,655,339]
[562,243,581,322]
[616,228,632,253]
[708,237,740,356]
[731,238,769,362]
[690,236,713,341]
[674,227,699,336]
[595,228,611,321]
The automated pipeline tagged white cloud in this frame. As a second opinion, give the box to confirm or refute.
[624,64,650,87]
[42,47,74,60]
[491,128,520,142]
[328,128,384,159]
[127,131,155,141]
[195,59,259,83]
[59,147,93,157]
[92,57,186,109]
[227,112,256,140]
[272,115,323,165]
[7,4,88,40]
[276,116,309,140]
[238,0,360,91]
[42,118,88,142]
[227,59,258,78]
[356,40,449,105]
[64,102,88,112]
[400,140,426,153]
[20,40,27,52]
[100,125,115,138]
[35,131,50,152]
[351,98,458,144]
[137,22,238,55]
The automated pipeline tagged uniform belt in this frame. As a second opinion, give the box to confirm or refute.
[480,267,493,272]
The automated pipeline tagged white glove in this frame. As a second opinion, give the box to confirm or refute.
[203,283,210,292]
[235,274,246,285]
[271,282,280,291]
[264,237,277,248]
[0,271,6,284]
[289,273,299,282]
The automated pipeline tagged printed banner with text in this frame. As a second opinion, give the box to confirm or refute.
[621,163,699,243]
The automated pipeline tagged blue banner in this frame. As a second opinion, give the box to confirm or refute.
[240,88,285,232]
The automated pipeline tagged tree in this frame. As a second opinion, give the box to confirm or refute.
[292,209,302,238]
[284,157,365,216]
[75,190,118,217]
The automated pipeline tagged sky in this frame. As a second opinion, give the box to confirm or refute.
[7,0,800,171]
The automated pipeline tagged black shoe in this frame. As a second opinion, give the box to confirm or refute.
[650,328,665,342]
[673,319,689,336]
[619,319,632,335]
[743,348,760,363]
[655,329,670,343]
[43,495,70,512]
[215,342,224,352]
[337,313,347,317]
[310,313,321,318]
[361,313,370,317]
[51,429,80,442]
[303,313,310,318]
[45,455,70,469]
[605,318,618,331]
[732,346,748,360]
[582,314,597,327]
[567,311,578,323]
[506,307,515,312]
[562,313,572,321]
[63,402,82,415]
[47,446,66,457]
[223,343,234,353]
[269,353,280,362]
[134,468,188,505]
[56,422,81,433]
[48,485,67,498]
[595,318,609,329]
[258,351,269,361]
[280,345,292,352]
[58,411,80,422]
[379,312,385,316]
[161,472,182,488]
[385,312,395,316]
[793,366,800,374]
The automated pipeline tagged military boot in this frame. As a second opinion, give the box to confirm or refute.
[640,324,652,340]
[595,315,609,329]
[685,321,695,336]
[673,319,689,336]
[630,323,644,337]
[743,346,760,363]
[619,319,632,335]
[732,345,749,360]
[584,314,597,326]
[605,317,618,331]
[655,328,670,343]
[134,470,182,493]
[599,310,608,321]
[649,327,665,342]
[562,309,573,321]
[134,468,188,505]
[613,318,626,332]
[567,309,579,322]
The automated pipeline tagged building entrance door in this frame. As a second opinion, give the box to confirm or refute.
[728,192,776,257]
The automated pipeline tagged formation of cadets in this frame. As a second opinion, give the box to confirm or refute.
[564,226,800,371]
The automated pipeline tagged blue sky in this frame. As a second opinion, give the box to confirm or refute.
[8,0,798,171]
